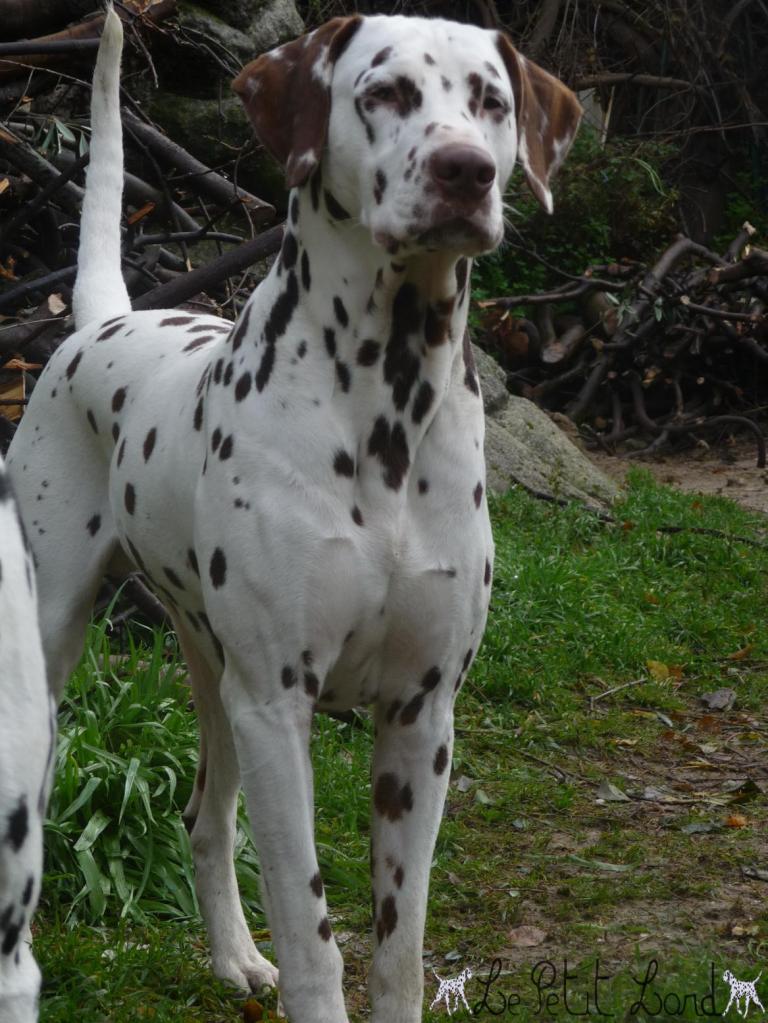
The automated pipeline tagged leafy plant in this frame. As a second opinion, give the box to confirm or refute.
[473,126,679,305]
[43,612,262,926]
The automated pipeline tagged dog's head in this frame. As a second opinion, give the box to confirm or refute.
[233,16,581,258]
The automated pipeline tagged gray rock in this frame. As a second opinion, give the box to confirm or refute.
[169,1,304,85]
[473,342,617,509]
[197,0,304,38]
[176,4,256,66]
[248,0,304,53]
[146,93,286,205]
[473,345,509,415]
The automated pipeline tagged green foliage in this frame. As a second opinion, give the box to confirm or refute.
[473,126,679,302]
[713,163,768,253]
[478,469,768,712]
[36,475,768,1020]
[42,473,767,926]
[44,613,262,926]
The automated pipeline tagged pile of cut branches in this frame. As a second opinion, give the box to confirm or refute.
[0,3,282,448]
[479,224,768,466]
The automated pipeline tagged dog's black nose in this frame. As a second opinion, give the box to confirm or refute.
[429,145,496,201]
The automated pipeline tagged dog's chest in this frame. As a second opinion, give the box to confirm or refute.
[181,322,491,696]
[67,292,491,702]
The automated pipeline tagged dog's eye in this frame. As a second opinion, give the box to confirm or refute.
[369,85,398,104]
[483,94,505,112]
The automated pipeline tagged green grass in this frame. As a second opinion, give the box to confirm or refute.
[36,470,768,1021]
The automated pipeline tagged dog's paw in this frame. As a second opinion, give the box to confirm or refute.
[213,948,279,994]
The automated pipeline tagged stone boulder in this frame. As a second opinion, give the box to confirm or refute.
[193,0,304,38]
[474,345,618,510]
[176,0,304,65]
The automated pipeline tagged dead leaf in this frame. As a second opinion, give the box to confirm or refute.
[0,256,17,281]
[643,592,660,605]
[646,659,670,680]
[568,854,634,872]
[680,821,720,834]
[722,778,762,803]
[0,178,9,195]
[610,738,638,747]
[638,786,670,801]
[698,715,722,733]
[700,688,736,711]
[698,741,719,753]
[47,292,66,315]
[548,832,578,851]
[729,922,759,937]
[726,644,753,661]
[725,814,748,828]
[127,200,157,225]
[682,759,719,771]
[243,1000,264,1022]
[507,925,546,947]
[596,780,630,802]
[741,865,768,882]
[0,375,24,421]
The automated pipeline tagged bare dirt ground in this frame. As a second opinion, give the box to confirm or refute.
[589,440,768,517]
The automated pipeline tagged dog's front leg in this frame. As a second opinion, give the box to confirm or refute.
[220,672,348,1023]
[368,695,455,1023]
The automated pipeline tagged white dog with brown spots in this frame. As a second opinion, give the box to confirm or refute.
[7,7,580,1022]
[0,461,55,1023]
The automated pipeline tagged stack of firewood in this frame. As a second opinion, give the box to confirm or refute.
[479,224,768,465]
[0,1,283,449]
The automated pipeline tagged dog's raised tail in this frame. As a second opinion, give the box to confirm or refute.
[72,4,130,331]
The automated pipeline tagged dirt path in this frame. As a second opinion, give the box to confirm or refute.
[589,441,768,516]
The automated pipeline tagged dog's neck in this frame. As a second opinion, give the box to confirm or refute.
[291,183,467,316]
[236,182,473,414]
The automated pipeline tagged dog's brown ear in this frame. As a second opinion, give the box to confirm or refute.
[497,34,582,214]
[233,17,362,188]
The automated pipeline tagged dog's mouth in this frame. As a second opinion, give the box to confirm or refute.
[374,207,501,257]
[416,216,501,254]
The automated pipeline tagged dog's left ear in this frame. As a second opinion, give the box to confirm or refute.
[233,17,362,188]
[496,34,582,214]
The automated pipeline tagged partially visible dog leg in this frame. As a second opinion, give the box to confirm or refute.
[6,401,120,700]
[368,692,455,1023]
[219,664,348,1023]
[173,621,278,994]
[0,463,55,1023]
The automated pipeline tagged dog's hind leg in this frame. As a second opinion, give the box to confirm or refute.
[173,620,278,995]
[6,418,120,702]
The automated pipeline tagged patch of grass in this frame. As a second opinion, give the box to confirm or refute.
[36,471,768,1021]
[43,613,263,926]
[478,469,768,717]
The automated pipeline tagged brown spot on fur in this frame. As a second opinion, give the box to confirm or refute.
[434,744,449,775]
[159,316,195,327]
[377,894,398,941]
[374,773,413,820]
